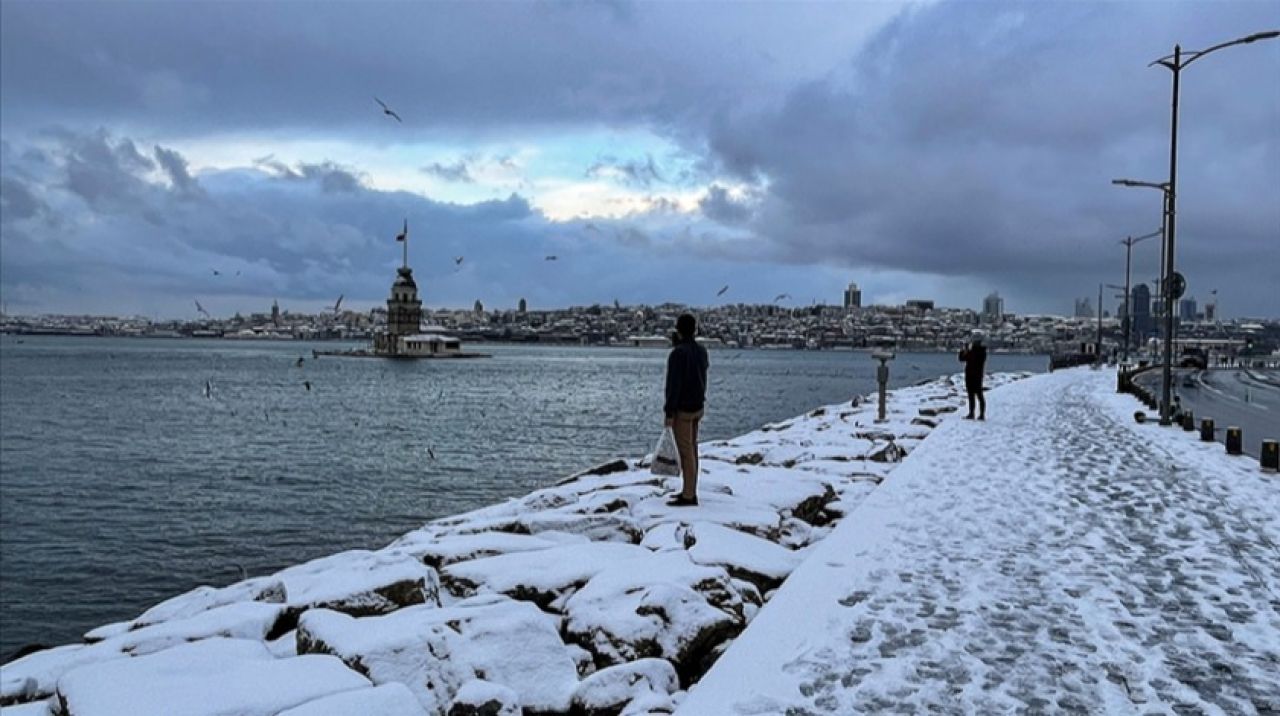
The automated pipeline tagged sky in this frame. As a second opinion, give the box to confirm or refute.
[1,1,1277,319]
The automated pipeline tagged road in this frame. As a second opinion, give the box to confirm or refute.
[1135,367,1280,457]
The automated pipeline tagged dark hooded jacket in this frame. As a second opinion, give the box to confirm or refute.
[959,342,987,387]
[664,337,709,417]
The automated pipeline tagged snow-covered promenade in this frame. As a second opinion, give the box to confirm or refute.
[0,371,1024,716]
[679,368,1280,715]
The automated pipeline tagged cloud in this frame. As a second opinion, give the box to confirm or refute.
[585,154,664,188]
[422,160,474,183]
[698,184,752,225]
[153,145,203,197]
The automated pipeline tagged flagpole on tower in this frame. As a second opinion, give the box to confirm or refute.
[398,219,408,269]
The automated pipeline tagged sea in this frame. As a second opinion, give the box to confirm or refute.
[0,336,1046,658]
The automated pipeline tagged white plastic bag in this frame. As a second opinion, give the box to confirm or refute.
[650,427,682,477]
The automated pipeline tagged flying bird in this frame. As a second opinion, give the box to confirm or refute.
[332,294,344,313]
[304,381,312,391]
[203,380,212,399]
[194,299,210,317]
[545,255,558,261]
[716,285,729,297]
[427,447,436,460]
[774,293,791,302]
[374,97,402,123]
[454,256,464,266]
[212,269,221,276]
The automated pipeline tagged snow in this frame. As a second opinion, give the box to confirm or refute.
[570,659,680,716]
[677,368,1280,715]
[55,638,370,716]
[0,700,52,716]
[273,549,440,615]
[297,596,580,714]
[276,683,426,716]
[447,680,520,716]
[4,370,1033,715]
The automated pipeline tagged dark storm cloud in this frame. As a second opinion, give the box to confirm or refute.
[0,1,1276,316]
[698,2,1279,314]
[1,129,782,316]
[699,185,752,226]
[153,145,202,197]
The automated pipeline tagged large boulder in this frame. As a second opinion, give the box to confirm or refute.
[440,543,648,608]
[686,523,802,592]
[569,659,679,716]
[446,680,519,716]
[54,638,368,716]
[562,552,746,684]
[392,531,584,570]
[297,596,579,715]
[273,550,441,628]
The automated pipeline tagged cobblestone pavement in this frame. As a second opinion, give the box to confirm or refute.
[679,370,1280,716]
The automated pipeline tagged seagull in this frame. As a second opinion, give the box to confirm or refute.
[203,380,212,399]
[427,447,436,460]
[774,293,791,302]
[717,285,729,297]
[454,256,465,266]
[296,356,305,367]
[304,380,312,391]
[212,269,221,276]
[194,299,210,317]
[374,97,402,123]
[332,294,344,313]
[545,255,558,261]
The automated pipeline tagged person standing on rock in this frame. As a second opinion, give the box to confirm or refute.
[664,313,709,506]
[959,332,987,420]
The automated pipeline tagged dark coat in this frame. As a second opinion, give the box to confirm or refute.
[664,338,709,417]
[959,343,987,388]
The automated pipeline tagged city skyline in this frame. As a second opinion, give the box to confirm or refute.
[2,2,1277,319]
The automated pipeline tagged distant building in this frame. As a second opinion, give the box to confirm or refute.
[1204,293,1218,322]
[982,292,1004,324]
[271,300,281,327]
[371,225,464,358]
[518,298,527,314]
[843,282,862,310]
[474,299,484,315]
[1074,297,1093,318]
[1131,284,1152,339]
[1179,297,1197,321]
[905,299,934,313]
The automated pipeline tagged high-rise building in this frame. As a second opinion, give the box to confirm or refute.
[1131,284,1152,339]
[1179,297,1197,321]
[1074,297,1093,318]
[982,292,1004,323]
[843,282,862,310]
[1204,290,1218,322]
[518,298,527,314]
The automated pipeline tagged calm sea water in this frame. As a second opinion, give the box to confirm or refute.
[0,336,1045,657]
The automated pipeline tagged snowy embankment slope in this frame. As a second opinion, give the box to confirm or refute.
[0,371,1027,716]
[677,368,1280,716]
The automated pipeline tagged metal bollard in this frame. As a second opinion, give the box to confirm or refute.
[1200,418,1215,442]
[1181,411,1194,431]
[1263,440,1279,472]
[1225,427,1242,456]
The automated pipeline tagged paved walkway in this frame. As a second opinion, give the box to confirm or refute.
[678,369,1280,715]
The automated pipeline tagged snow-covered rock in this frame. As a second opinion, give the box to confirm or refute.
[562,552,747,682]
[297,596,579,714]
[277,683,426,716]
[1,645,122,707]
[687,523,802,591]
[54,638,368,716]
[123,576,287,633]
[569,659,679,716]
[391,531,583,569]
[445,679,519,716]
[274,549,441,618]
[0,698,53,715]
[440,542,649,607]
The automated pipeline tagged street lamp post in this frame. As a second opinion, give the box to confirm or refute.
[1118,228,1162,363]
[1146,30,1279,425]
